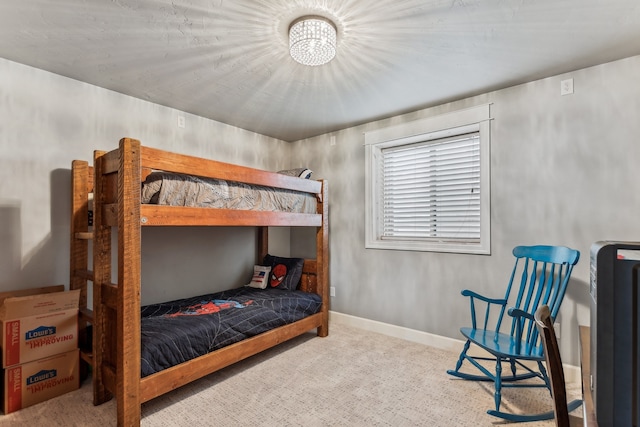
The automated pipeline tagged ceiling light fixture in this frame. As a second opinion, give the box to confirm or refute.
[289,16,337,66]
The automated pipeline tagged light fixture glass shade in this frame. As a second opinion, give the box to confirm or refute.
[289,16,337,66]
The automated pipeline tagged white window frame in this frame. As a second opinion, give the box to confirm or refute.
[364,104,491,254]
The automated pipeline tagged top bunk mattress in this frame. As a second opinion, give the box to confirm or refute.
[140,286,322,377]
[141,171,317,213]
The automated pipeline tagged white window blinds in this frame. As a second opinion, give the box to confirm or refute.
[381,132,481,242]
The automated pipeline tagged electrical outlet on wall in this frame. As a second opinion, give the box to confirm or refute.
[560,78,574,96]
[330,287,336,297]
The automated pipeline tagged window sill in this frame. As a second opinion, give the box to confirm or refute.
[365,239,490,255]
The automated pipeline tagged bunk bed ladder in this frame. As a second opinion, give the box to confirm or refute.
[91,139,142,425]
[70,160,95,375]
[93,147,119,409]
[70,155,117,407]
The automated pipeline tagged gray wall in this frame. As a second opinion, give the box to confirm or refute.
[0,58,292,305]
[290,55,640,365]
[3,53,640,366]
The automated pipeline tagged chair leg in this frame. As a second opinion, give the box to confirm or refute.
[509,358,517,377]
[454,340,471,372]
[494,358,503,411]
[447,340,500,382]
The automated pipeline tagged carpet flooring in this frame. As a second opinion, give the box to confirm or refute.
[0,322,582,426]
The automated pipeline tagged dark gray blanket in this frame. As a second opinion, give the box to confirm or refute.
[140,286,322,377]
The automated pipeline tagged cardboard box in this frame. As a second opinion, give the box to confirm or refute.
[2,349,79,414]
[0,288,80,367]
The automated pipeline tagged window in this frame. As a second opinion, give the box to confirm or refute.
[365,105,491,254]
[381,132,481,240]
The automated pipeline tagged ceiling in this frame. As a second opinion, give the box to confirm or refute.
[1,1,640,142]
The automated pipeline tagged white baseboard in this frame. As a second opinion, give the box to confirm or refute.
[329,310,464,353]
[328,310,581,384]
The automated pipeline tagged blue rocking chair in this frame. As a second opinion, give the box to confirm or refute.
[446,245,582,422]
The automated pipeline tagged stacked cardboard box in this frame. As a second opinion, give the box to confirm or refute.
[0,286,80,414]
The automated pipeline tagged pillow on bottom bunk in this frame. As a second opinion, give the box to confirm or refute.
[246,265,271,289]
[262,254,304,291]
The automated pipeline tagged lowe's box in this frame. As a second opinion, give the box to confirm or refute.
[0,287,79,367]
[2,349,79,414]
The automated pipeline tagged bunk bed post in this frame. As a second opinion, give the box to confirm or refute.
[257,226,269,261]
[70,160,91,379]
[317,180,329,337]
[117,138,142,426]
[70,160,89,312]
[92,150,112,405]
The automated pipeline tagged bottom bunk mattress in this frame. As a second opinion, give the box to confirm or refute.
[140,287,322,377]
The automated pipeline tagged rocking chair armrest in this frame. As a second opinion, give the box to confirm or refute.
[507,307,535,321]
[462,290,508,330]
[507,308,540,354]
[461,289,507,306]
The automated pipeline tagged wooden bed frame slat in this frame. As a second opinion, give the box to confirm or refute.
[105,202,322,228]
[73,269,94,281]
[70,137,329,426]
[140,205,322,227]
[140,145,322,194]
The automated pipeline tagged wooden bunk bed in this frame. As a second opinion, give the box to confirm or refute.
[70,138,329,426]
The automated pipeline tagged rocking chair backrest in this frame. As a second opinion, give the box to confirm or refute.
[495,246,580,355]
